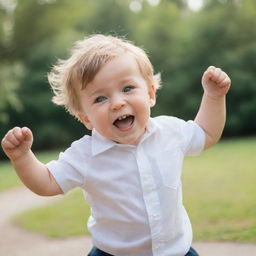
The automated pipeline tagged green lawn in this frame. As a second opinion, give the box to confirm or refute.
[183,137,256,242]
[2,138,256,242]
[14,188,89,237]
[0,161,22,191]
[0,149,62,191]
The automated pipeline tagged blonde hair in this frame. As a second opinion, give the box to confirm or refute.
[48,34,161,116]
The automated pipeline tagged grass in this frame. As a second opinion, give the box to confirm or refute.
[0,161,22,191]
[0,149,62,191]
[2,138,256,242]
[14,188,89,237]
[183,137,256,242]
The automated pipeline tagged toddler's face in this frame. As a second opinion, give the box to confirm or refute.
[77,53,155,145]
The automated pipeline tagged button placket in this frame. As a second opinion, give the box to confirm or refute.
[136,146,163,255]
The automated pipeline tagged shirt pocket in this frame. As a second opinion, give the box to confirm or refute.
[155,149,184,189]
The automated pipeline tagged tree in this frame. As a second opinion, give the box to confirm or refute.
[0,63,23,123]
[1,0,256,159]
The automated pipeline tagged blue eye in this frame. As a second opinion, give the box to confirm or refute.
[123,86,134,93]
[94,96,107,103]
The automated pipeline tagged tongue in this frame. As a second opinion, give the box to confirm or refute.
[114,116,134,130]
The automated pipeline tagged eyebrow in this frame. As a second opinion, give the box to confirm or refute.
[89,87,105,98]
[88,77,137,98]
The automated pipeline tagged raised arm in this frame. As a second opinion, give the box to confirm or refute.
[1,127,63,196]
[195,66,231,150]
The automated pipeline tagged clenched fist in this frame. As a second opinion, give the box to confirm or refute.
[202,66,231,99]
[1,127,33,161]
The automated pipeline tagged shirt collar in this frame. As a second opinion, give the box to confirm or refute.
[140,117,157,143]
[91,117,157,156]
[91,129,116,156]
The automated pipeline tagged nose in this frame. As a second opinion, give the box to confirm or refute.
[110,95,125,111]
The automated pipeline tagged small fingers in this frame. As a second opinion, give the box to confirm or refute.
[21,127,32,141]
[203,66,216,81]
[221,76,231,87]
[1,137,16,150]
[206,66,221,80]
[2,127,26,148]
[204,66,230,85]
[13,126,25,139]
[206,65,216,73]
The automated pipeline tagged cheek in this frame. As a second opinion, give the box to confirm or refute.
[92,110,108,126]
[135,99,151,120]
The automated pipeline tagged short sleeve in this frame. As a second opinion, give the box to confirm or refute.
[46,136,90,194]
[151,116,205,156]
[181,120,206,156]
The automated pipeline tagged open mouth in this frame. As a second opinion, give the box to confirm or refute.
[113,115,135,130]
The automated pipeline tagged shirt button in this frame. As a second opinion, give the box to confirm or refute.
[153,214,159,219]
[149,214,159,221]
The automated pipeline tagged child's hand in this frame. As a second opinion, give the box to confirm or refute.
[202,66,231,99]
[1,127,33,161]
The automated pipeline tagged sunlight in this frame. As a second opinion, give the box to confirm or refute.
[187,0,204,12]
[129,0,142,12]
[146,0,161,6]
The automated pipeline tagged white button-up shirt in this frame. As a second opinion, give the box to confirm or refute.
[47,116,205,256]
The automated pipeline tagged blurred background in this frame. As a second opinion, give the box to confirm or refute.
[1,0,256,246]
[0,0,256,157]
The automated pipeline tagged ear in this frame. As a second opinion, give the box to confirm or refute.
[148,84,156,107]
[77,113,93,130]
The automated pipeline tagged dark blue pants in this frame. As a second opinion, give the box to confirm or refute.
[88,246,199,256]
[185,247,200,256]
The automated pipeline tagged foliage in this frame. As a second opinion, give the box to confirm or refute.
[0,62,23,123]
[0,0,256,156]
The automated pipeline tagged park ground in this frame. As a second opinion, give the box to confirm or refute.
[1,186,256,256]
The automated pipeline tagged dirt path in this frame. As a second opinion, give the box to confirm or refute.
[0,187,92,256]
[1,186,256,256]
